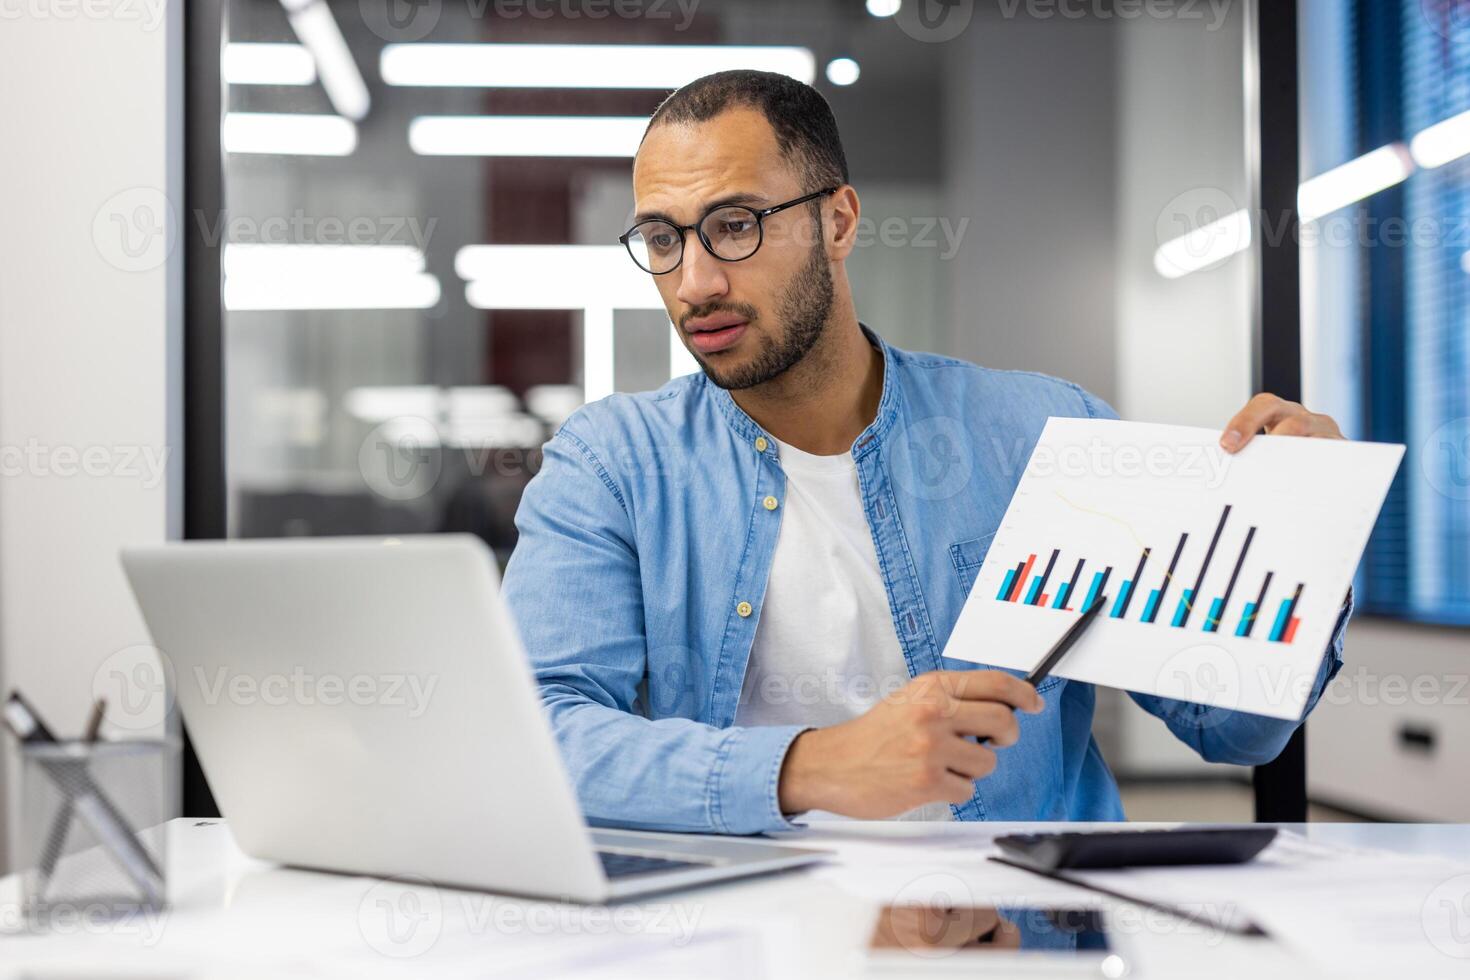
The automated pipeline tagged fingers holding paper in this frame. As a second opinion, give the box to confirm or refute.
[1219,393,1344,453]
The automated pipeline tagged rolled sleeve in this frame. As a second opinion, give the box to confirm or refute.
[712,723,810,834]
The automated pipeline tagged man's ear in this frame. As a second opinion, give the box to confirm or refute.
[828,185,861,261]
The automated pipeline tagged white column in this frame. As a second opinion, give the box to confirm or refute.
[0,2,183,869]
[583,307,615,403]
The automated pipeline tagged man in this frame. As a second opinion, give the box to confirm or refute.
[501,70,1349,833]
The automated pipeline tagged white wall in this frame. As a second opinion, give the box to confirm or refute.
[0,1,182,870]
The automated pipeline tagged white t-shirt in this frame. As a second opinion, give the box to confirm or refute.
[733,438,954,822]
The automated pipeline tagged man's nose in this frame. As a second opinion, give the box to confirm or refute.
[675,234,729,308]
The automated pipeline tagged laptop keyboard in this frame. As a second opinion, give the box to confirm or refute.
[597,850,711,879]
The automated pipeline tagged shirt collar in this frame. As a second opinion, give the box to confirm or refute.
[707,323,901,462]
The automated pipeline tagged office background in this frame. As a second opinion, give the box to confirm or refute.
[1,0,1467,872]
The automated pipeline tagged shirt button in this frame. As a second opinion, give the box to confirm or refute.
[737,600,753,618]
[754,436,768,452]
[762,495,779,511]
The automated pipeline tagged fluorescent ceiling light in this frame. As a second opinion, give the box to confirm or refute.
[223,112,357,155]
[867,0,901,15]
[381,43,815,89]
[224,244,439,310]
[409,116,646,158]
[1152,208,1252,280]
[826,57,860,86]
[224,244,426,277]
[1410,108,1470,169]
[1297,143,1413,222]
[280,0,370,120]
[456,245,664,310]
[222,43,316,85]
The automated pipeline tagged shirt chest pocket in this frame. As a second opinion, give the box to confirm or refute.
[948,532,995,598]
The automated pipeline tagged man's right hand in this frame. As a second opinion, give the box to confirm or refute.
[775,670,1044,818]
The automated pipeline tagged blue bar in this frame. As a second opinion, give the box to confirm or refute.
[1082,571,1106,612]
[1052,584,1070,609]
[1235,601,1257,637]
[1110,581,1133,618]
[1171,589,1196,627]
[1268,598,1293,641]
[1203,597,1225,632]
[1025,578,1044,605]
[1142,589,1161,622]
[996,569,1017,601]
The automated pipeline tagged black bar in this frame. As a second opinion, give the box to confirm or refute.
[1005,560,1026,601]
[1060,558,1085,610]
[1118,547,1151,618]
[1242,570,1275,638]
[1147,533,1189,623]
[1282,582,1304,624]
[1030,549,1060,606]
[1093,566,1113,607]
[1208,526,1256,632]
[1250,0,1307,825]
[182,0,226,820]
[1179,505,1232,629]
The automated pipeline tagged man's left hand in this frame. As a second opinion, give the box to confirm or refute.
[1219,393,1344,453]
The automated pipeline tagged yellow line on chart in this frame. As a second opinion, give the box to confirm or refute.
[1052,491,1149,551]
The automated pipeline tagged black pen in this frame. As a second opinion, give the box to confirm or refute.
[1025,593,1109,688]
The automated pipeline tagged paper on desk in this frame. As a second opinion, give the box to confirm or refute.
[1071,832,1470,977]
[943,419,1403,719]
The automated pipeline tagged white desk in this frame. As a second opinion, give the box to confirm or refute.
[3,820,1469,978]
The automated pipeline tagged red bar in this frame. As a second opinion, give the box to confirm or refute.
[1006,554,1037,602]
[1283,617,1300,644]
[1038,593,1050,607]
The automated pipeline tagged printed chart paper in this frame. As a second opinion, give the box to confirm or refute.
[943,419,1404,720]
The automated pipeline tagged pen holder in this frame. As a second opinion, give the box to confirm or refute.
[17,738,179,925]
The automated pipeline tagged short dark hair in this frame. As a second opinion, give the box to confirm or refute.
[644,70,850,190]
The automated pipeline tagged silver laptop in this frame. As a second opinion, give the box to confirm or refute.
[121,534,824,902]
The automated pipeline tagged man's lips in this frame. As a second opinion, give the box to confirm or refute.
[684,314,749,354]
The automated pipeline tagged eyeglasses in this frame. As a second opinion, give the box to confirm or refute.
[619,187,839,275]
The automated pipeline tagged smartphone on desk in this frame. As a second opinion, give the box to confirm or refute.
[865,904,1131,975]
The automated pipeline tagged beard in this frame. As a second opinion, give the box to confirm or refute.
[692,236,835,392]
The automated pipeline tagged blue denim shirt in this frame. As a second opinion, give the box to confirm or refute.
[502,327,1347,834]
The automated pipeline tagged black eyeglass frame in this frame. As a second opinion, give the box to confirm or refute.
[618,187,840,274]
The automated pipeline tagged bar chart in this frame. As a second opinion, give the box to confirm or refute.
[942,418,1403,720]
[990,504,1307,644]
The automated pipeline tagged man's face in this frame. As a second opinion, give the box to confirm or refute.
[631,106,835,390]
